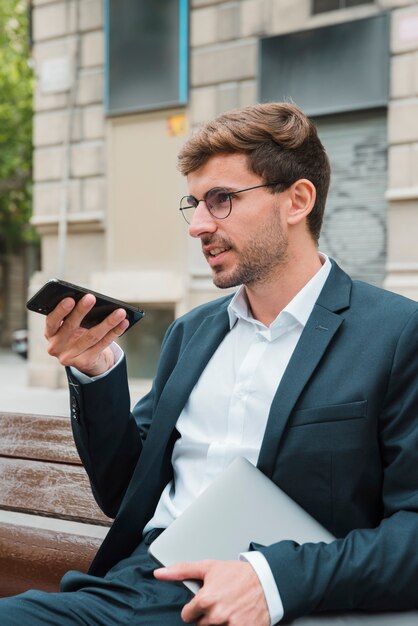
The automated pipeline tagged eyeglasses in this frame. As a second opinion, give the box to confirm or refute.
[179,181,287,224]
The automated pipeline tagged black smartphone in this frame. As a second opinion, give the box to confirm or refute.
[26,279,144,331]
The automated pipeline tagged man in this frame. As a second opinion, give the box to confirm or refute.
[1,102,417,624]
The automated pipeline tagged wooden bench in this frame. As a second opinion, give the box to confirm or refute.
[0,411,111,597]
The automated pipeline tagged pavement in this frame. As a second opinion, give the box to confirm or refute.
[0,348,151,417]
[0,348,70,416]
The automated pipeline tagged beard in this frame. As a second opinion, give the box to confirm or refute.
[203,210,289,289]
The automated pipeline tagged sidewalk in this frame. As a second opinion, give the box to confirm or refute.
[0,349,151,417]
[0,349,70,416]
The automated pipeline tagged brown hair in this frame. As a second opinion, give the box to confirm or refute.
[178,102,330,242]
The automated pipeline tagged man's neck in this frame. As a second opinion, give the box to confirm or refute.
[244,252,323,327]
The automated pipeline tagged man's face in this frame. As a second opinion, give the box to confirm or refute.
[187,153,289,289]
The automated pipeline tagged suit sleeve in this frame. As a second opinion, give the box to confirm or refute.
[256,309,418,621]
[67,357,146,518]
[66,320,179,518]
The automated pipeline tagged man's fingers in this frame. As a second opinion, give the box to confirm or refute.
[76,315,129,361]
[100,307,128,334]
[45,293,97,341]
[156,560,270,626]
[50,312,127,368]
[48,297,127,350]
[154,560,211,582]
[44,289,132,375]
[181,596,205,624]
[44,297,76,339]
[154,561,209,624]
[57,294,97,332]
[113,317,130,337]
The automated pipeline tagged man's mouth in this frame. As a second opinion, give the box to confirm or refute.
[202,240,233,266]
[209,247,228,257]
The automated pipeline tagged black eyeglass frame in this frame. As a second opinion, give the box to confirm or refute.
[179,181,288,224]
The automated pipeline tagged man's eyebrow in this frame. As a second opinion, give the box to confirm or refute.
[204,186,235,193]
[191,185,235,200]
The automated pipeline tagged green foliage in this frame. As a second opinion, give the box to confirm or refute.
[0,0,35,254]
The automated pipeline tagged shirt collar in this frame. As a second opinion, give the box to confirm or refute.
[227,253,332,337]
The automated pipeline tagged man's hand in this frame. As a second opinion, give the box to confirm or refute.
[45,294,129,376]
[154,559,270,626]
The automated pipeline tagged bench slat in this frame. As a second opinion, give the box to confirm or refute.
[0,458,111,525]
[0,412,80,464]
[0,522,102,596]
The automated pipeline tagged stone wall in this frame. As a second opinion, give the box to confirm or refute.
[31,0,105,257]
[386,2,418,298]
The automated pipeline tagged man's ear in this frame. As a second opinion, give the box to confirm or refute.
[286,179,316,226]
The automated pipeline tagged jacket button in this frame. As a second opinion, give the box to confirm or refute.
[71,397,80,422]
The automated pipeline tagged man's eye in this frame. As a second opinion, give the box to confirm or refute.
[210,190,230,206]
[185,196,198,208]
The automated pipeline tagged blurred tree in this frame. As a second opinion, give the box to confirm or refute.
[0,0,35,255]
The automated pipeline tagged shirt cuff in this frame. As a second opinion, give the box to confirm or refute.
[240,550,284,625]
[69,343,124,383]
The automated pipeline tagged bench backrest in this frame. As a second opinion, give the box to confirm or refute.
[0,412,110,596]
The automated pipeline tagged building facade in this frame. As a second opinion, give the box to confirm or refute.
[29,0,418,388]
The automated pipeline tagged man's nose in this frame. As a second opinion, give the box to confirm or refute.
[188,201,217,238]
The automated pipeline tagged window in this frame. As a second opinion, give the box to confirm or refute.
[259,14,389,116]
[105,0,189,115]
[312,0,373,14]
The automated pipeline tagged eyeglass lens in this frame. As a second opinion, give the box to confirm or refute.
[180,188,232,224]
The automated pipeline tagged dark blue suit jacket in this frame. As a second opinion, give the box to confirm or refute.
[67,261,418,620]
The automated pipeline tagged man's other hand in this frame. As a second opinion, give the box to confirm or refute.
[154,559,270,626]
[45,294,129,377]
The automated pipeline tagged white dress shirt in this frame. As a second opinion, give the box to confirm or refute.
[73,254,332,625]
[144,254,331,624]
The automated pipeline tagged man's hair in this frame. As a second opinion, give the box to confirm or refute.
[178,102,330,242]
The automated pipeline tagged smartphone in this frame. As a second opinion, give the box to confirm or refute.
[26,279,144,331]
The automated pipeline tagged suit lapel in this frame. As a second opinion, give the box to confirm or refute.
[258,262,352,477]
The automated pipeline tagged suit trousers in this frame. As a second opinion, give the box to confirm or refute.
[0,531,192,625]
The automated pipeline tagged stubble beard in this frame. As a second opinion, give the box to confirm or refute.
[208,214,289,289]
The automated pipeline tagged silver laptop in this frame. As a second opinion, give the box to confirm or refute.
[149,457,417,624]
